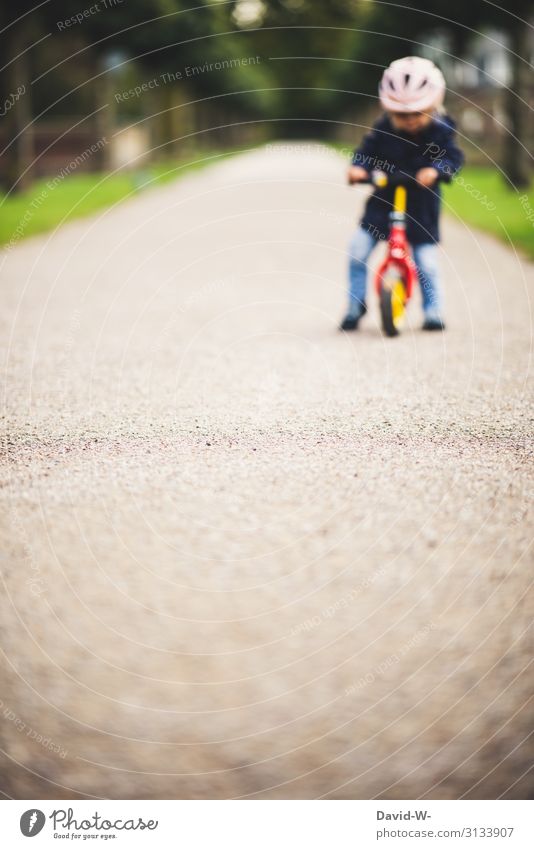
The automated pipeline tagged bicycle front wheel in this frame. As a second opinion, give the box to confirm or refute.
[380,279,406,337]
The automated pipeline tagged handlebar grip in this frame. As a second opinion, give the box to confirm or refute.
[372,170,389,188]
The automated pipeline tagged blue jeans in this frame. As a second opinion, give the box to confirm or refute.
[347,227,443,320]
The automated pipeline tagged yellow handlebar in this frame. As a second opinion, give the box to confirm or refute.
[394,186,407,214]
[373,171,388,188]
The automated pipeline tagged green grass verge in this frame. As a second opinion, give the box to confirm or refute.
[439,167,534,259]
[0,150,237,248]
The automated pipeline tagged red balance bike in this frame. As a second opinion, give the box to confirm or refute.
[366,171,418,337]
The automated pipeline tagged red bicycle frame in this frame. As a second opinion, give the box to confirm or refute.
[374,185,418,300]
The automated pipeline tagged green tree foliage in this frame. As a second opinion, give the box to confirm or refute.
[229,0,364,136]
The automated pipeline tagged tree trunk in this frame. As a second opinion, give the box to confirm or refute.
[94,61,115,172]
[159,82,176,158]
[501,21,532,189]
[1,24,34,193]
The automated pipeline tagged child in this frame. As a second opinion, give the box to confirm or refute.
[340,56,464,332]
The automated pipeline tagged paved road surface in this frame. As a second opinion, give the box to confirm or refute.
[1,145,533,799]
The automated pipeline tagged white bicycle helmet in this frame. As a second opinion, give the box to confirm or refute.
[379,56,445,112]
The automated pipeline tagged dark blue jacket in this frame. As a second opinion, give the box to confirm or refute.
[352,113,464,244]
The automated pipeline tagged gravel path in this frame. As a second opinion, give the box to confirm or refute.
[1,145,533,800]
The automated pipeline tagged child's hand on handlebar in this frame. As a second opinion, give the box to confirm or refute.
[416,167,439,187]
[347,166,369,184]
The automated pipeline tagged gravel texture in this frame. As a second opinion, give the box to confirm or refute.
[0,144,533,800]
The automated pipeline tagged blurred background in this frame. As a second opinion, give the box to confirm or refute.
[1,1,533,247]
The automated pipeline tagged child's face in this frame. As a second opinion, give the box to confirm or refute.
[388,110,434,135]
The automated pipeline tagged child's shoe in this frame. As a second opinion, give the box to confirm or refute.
[422,316,445,331]
[339,302,367,331]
